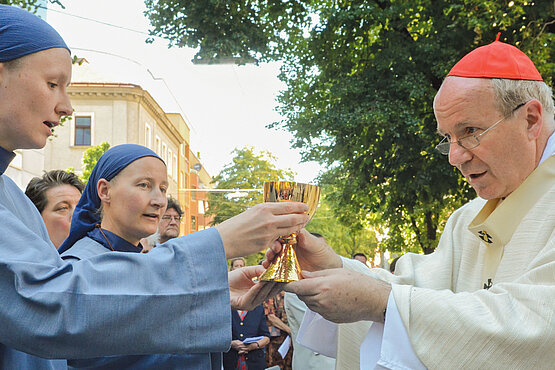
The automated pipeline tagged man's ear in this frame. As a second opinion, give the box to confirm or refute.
[525,99,543,141]
[97,179,111,204]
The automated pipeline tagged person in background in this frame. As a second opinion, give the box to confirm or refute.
[389,256,401,274]
[352,252,369,267]
[0,5,309,367]
[140,196,182,253]
[224,258,270,369]
[230,257,246,271]
[25,170,84,248]
[264,291,293,369]
[158,196,183,244]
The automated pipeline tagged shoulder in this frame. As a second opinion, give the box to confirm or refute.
[61,237,107,262]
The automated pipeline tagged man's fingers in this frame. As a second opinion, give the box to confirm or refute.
[284,277,320,297]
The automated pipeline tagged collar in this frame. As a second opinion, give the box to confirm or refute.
[87,227,142,253]
[468,155,555,248]
[0,146,16,175]
[539,129,555,165]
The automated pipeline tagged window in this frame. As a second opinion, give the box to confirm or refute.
[191,216,197,231]
[180,143,185,157]
[191,186,196,200]
[155,136,161,155]
[74,116,91,146]
[145,123,152,148]
[162,143,167,162]
[179,171,184,189]
[167,149,173,178]
[173,154,178,180]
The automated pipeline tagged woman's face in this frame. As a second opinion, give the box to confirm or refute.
[41,184,82,249]
[99,157,168,246]
[0,48,73,152]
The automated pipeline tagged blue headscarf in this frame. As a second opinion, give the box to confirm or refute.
[0,5,69,62]
[58,144,164,253]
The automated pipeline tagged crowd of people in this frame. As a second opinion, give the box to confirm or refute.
[0,3,553,370]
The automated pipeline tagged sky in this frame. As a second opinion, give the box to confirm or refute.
[45,0,323,184]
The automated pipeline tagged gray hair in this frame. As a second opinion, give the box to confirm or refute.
[491,79,554,118]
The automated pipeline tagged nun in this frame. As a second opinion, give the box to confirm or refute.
[59,144,218,369]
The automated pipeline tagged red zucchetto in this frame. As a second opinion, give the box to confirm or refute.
[447,33,543,81]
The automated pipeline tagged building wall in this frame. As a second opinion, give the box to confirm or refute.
[6,149,45,190]
[44,83,184,202]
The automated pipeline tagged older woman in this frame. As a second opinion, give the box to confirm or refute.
[25,170,84,248]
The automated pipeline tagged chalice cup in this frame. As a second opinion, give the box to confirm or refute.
[259,181,320,282]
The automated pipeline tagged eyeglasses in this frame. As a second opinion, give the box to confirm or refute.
[161,215,182,222]
[435,103,526,155]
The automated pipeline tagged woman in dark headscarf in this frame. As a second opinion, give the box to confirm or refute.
[60,144,217,369]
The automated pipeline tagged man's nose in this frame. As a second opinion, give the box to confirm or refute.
[448,141,472,167]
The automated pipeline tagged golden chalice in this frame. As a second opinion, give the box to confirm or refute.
[259,181,320,282]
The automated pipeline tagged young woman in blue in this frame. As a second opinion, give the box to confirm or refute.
[59,144,217,369]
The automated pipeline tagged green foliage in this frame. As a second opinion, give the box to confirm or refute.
[146,1,554,254]
[206,146,295,224]
[206,146,295,266]
[80,142,110,184]
[306,188,379,259]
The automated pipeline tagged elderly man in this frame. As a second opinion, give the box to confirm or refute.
[158,197,184,244]
[280,36,555,369]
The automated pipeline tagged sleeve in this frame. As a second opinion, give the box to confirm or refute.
[0,201,231,359]
[360,292,426,370]
[392,236,555,369]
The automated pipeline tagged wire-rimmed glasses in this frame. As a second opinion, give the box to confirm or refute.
[435,103,526,155]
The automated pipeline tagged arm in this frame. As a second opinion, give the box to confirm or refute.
[266,313,291,335]
[0,180,308,359]
[0,196,231,359]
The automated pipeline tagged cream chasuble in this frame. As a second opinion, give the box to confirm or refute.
[337,155,555,369]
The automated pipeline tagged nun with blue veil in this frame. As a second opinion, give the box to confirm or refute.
[59,144,220,369]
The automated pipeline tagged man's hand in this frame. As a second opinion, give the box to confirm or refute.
[229,266,286,310]
[285,268,391,323]
[264,229,342,271]
[217,202,309,259]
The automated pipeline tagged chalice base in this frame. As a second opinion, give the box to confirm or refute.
[260,234,302,282]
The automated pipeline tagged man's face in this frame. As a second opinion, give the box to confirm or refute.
[0,48,73,152]
[159,207,181,241]
[434,77,538,200]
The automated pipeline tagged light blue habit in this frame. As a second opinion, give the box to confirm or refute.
[0,149,231,363]
[60,145,221,369]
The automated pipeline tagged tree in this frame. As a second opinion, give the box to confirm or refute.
[206,147,295,265]
[80,142,110,184]
[306,189,379,261]
[145,1,554,254]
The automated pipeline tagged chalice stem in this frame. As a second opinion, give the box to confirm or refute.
[260,233,302,282]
